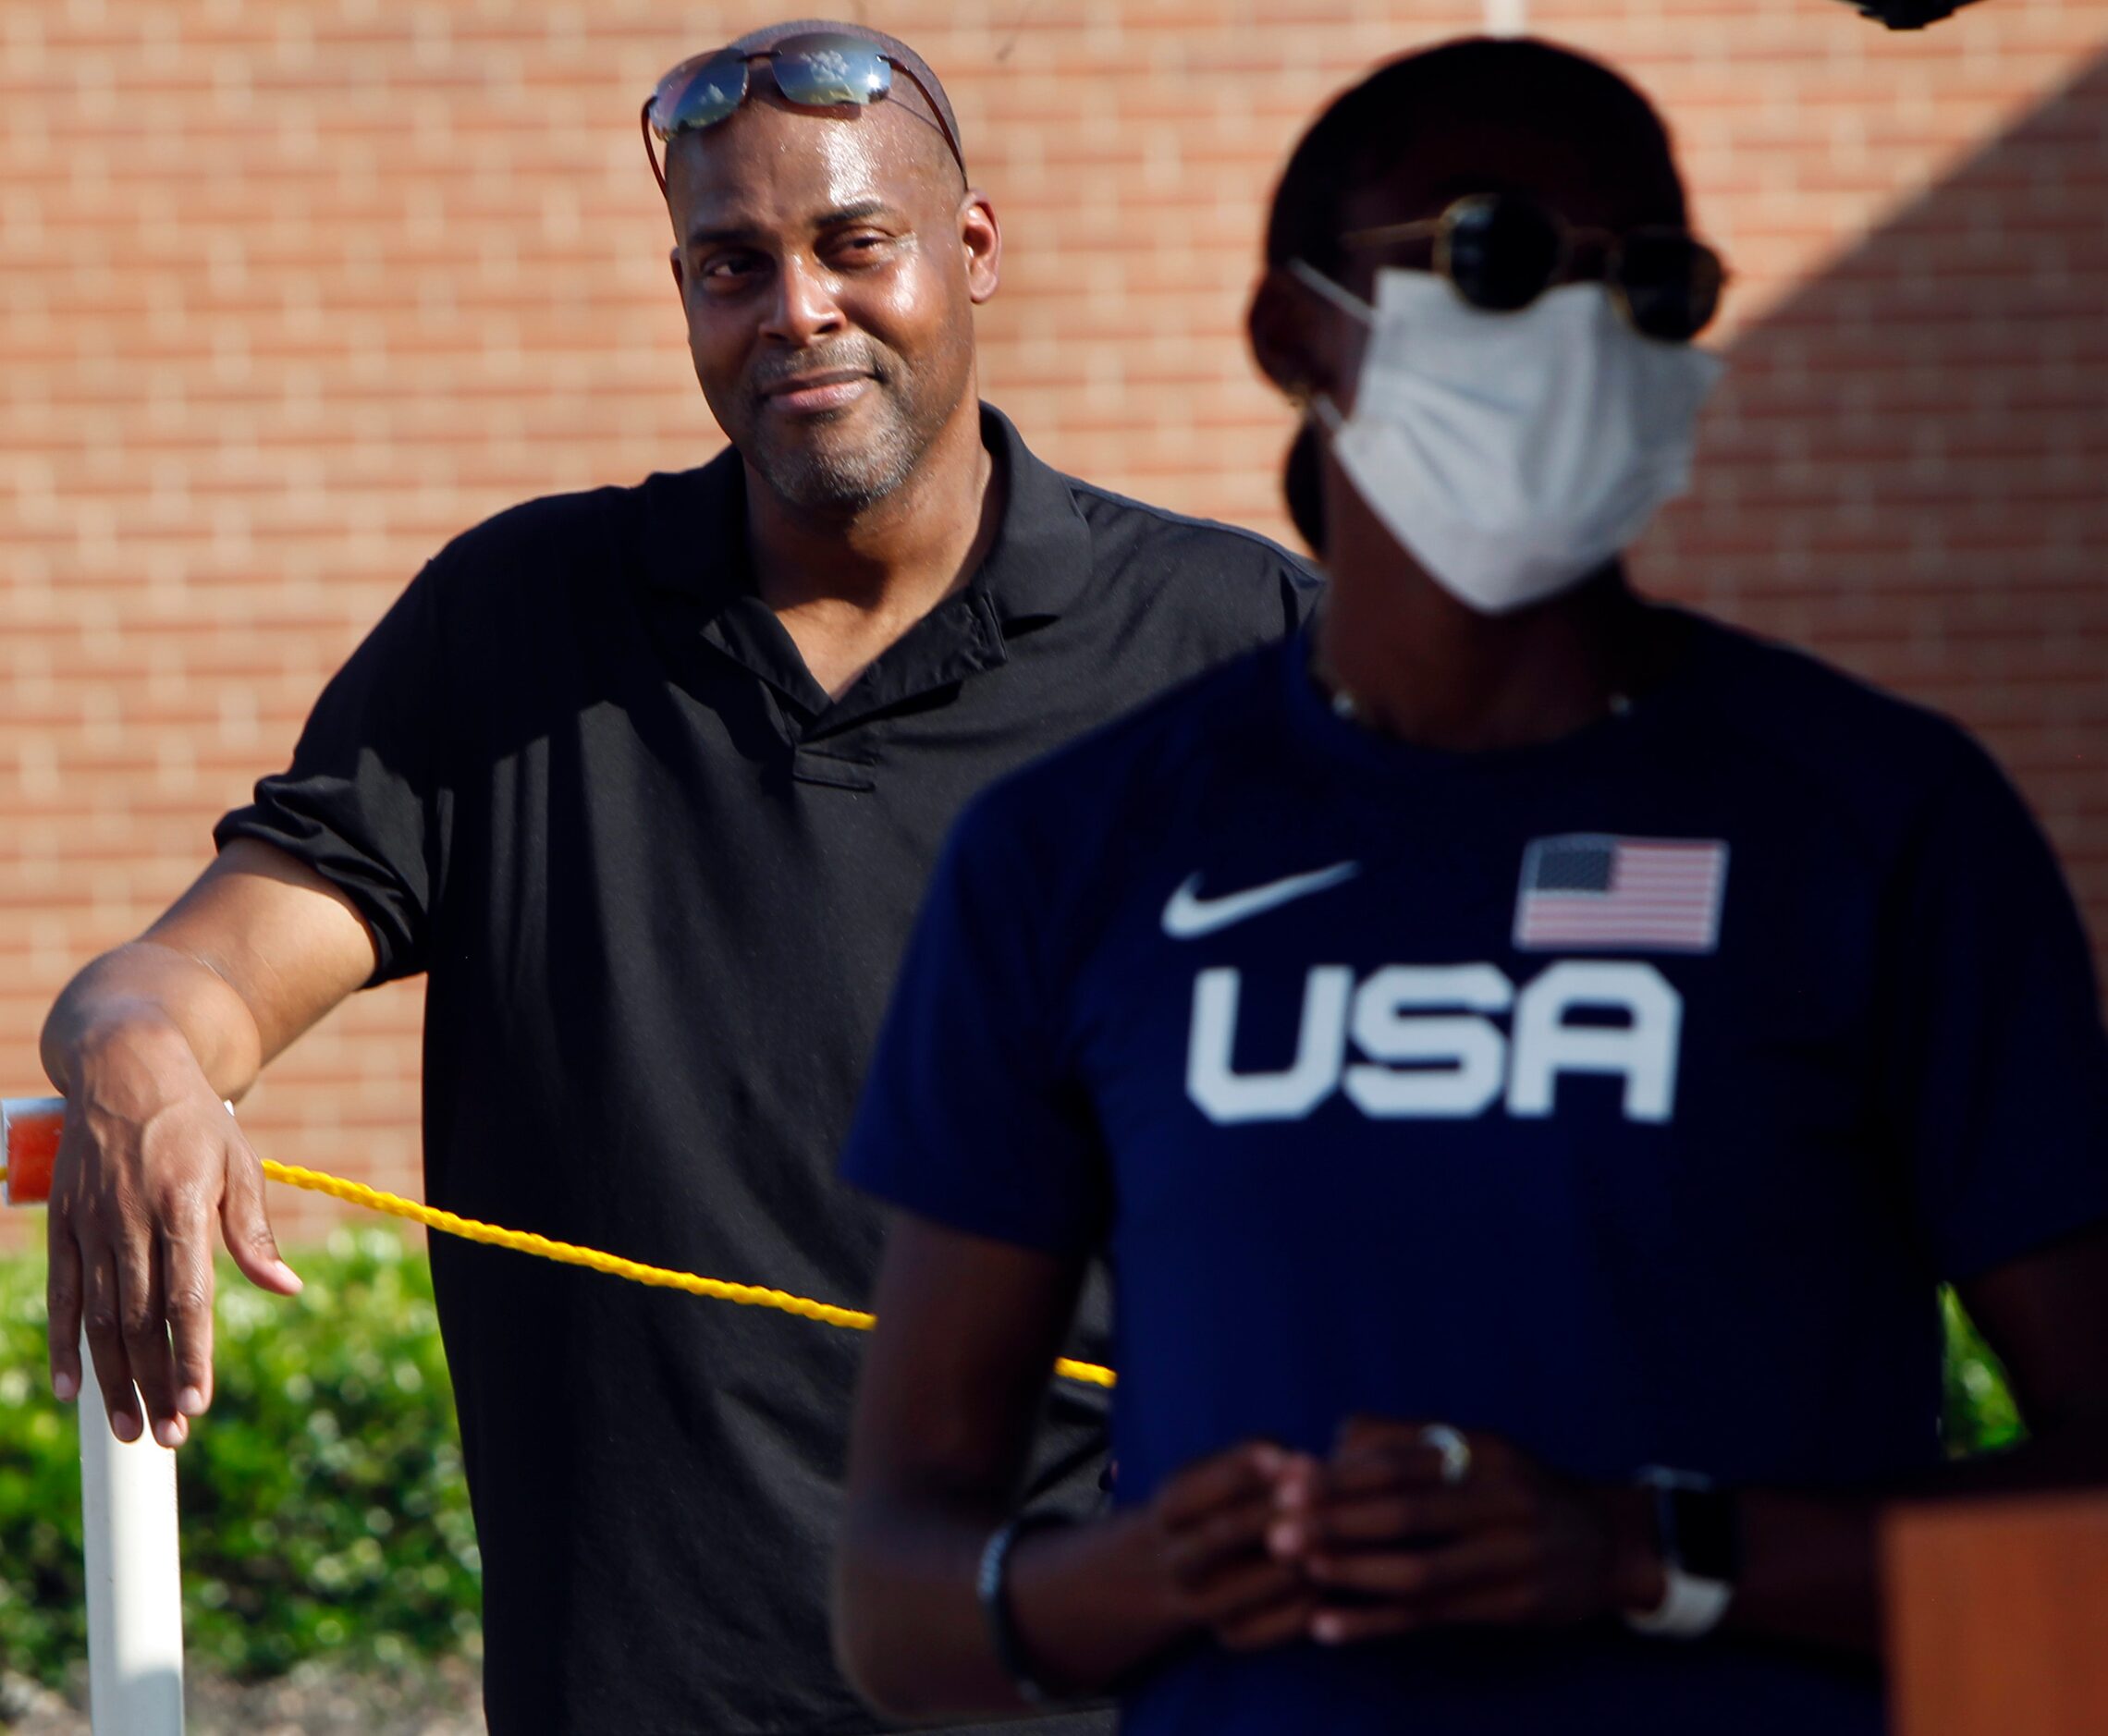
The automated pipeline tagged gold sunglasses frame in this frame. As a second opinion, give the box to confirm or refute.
[1341,194,1727,339]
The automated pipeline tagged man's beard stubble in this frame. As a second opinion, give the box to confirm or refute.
[739,337,948,514]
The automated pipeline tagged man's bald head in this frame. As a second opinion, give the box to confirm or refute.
[655,21,998,516]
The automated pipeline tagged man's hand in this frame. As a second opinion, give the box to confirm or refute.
[46,1018,301,1448]
[1268,1419,1661,1644]
[39,841,381,1447]
[1145,1441,1321,1651]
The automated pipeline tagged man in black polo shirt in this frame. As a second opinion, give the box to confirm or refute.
[37,20,1314,1733]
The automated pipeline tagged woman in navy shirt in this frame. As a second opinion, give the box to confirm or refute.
[832,38,2108,1736]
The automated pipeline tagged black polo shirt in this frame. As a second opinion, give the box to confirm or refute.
[217,406,1318,1736]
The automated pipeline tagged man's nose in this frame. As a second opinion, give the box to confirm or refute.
[761,256,846,345]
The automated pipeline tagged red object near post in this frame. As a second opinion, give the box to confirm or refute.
[1884,1490,2108,1736]
[1,1097,63,1206]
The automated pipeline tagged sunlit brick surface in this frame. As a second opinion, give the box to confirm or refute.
[4,0,2104,1248]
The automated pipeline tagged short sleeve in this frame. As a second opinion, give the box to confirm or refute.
[214,564,445,984]
[1884,738,2108,1279]
[840,794,1109,1256]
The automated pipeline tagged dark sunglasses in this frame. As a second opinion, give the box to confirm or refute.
[642,33,965,195]
[1342,193,1726,341]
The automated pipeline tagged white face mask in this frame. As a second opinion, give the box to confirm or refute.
[1290,263,1723,616]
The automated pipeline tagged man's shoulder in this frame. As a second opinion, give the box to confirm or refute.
[1067,474,1317,569]
[989,403,1314,596]
[429,482,640,578]
[1064,473,1320,598]
[422,457,735,603]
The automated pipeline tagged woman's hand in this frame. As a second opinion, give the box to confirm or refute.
[1268,1419,1662,1644]
[1141,1440,1325,1652]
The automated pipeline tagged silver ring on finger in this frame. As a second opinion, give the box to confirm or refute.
[1418,1423,1472,1485]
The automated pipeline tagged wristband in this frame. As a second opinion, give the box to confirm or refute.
[1622,1468,1739,1641]
[975,1512,1072,1706]
[1624,1563,1734,1638]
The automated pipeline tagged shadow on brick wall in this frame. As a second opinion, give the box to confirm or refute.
[1636,47,2108,958]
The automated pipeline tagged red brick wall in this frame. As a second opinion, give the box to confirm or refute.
[5,0,2104,1250]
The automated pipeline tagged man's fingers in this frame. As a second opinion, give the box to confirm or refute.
[220,1129,300,1297]
[1305,1530,1537,1602]
[159,1216,215,1423]
[44,1211,84,1401]
[1156,1443,1286,1530]
[41,1079,285,1443]
[79,1247,143,1444]
[113,1222,184,1448]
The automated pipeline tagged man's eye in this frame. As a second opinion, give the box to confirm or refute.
[700,253,762,284]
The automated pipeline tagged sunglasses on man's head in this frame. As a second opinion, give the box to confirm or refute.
[1342,192,1726,342]
[642,32,965,194]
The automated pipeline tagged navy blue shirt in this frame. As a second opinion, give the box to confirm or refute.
[842,612,2108,1736]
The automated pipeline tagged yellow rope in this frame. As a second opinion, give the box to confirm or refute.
[258,1159,1117,1390]
[3,1140,1116,1388]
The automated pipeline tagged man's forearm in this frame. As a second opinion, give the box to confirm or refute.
[42,941,266,1104]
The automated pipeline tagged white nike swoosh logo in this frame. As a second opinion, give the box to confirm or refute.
[1161,862,1360,939]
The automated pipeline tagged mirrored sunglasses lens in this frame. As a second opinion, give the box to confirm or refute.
[1616,233,1723,339]
[1443,197,1563,312]
[658,56,748,134]
[770,35,890,107]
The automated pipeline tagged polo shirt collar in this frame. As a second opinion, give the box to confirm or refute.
[638,402,1094,630]
[972,403,1095,628]
[636,404,1094,735]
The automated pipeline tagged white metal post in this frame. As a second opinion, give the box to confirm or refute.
[4,1099,186,1734]
[77,1328,187,1735]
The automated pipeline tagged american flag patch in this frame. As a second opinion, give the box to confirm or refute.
[1514,835,1729,954]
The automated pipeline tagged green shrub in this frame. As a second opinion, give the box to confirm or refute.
[0,1230,480,1688]
[0,1273,81,1690]
[0,1238,2033,1692]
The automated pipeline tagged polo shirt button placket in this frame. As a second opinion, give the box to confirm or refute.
[790,742,879,791]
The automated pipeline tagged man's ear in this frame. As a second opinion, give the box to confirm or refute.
[961,191,1001,305]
